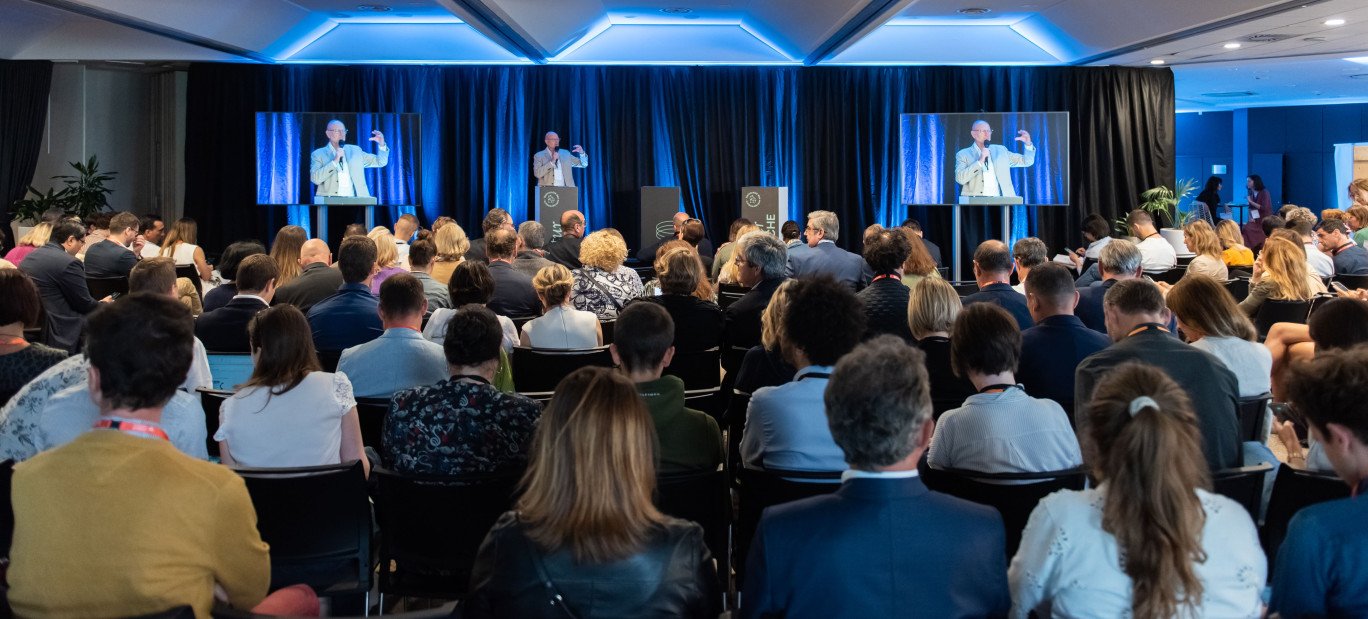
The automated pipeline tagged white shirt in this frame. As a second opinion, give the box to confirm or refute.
[841,468,916,482]
[521,305,599,350]
[215,371,355,468]
[978,145,1001,197]
[1303,241,1334,278]
[1190,336,1272,397]
[334,145,356,197]
[1083,236,1112,259]
[423,307,517,353]
[1136,234,1177,272]
[550,149,565,187]
[140,243,161,259]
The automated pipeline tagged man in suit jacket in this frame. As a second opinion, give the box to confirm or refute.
[954,120,1035,198]
[307,236,384,352]
[1017,264,1112,423]
[464,208,515,263]
[531,131,588,187]
[545,210,586,269]
[309,120,389,199]
[513,221,555,279]
[1075,279,1241,471]
[84,212,144,278]
[272,239,345,315]
[785,210,872,291]
[962,240,1033,330]
[1075,239,1145,333]
[724,232,788,352]
[194,255,277,352]
[18,221,103,353]
[336,274,447,399]
[743,336,1011,619]
[485,229,541,318]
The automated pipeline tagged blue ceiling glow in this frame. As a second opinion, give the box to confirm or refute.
[551,25,798,65]
[826,25,1058,65]
[286,23,526,63]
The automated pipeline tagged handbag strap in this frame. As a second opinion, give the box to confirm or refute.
[583,270,625,311]
[520,525,580,619]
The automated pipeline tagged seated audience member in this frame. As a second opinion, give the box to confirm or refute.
[1075,279,1241,470]
[1252,214,1284,255]
[635,248,724,352]
[513,220,554,278]
[722,231,788,350]
[1349,203,1368,247]
[1127,209,1178,272]
[19,220,101,353]
[485,228,541,318]
[678,219,715,271]
[78,211,110,259]
[195,254,278,352]
[367,227,407,294]
[1284,207,1334,278]
[571,230,643,319]
[82,211,143,278]
[1010,237,1048,294]
[0,271,68,401]
[269,225,307,288]
[337,274,447,398]
[929,304,1081,474]
[521,263,602,349]
[910,277,977,411]
[1181,220,1229,281]
[7,294,318,618]
[384,304,540,475]
[1217,219,1254,267]
[1318,217,1368,276]
[734,281,798,394]
[5,222,51,265]
[640,239,687,297]
[406,237,451,314]
[1010,363,1265,618]
[1075,239,1145,333]
[1238,236,1325,318]
[216,305,368,476]
[785,210,872,290]
[1166,274,1270,397]
[1016,263,1112,422]
[203,240,267,312]
[544,209,586,269]
[158,217,213,284]
[1067,214,1113,284]
[857,227,915,341]
[308,235,384,352]
[424,260,518,352]
[712,218,754,281]
[962,240,1034,329]
[430,221,470,284]
[136,213,164,258]
[392,212,419,259]
[272,238,345,313]
[1270,345,1368,617]
[465,208,515,263]
[611,302,723,473]
[899,226,941,289]
[741,276,865,472]
[904,219,943,267]
[743,336,1010,619]
[466,367,720,618]
[781,220,802,249]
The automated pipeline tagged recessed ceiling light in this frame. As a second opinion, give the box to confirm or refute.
[660,7,692,14]
[1150,59,1165,65]
[1325,18,1346,26]
[1346,56,1368,65]
[1223,42,1242,49]
[957,8,992,14]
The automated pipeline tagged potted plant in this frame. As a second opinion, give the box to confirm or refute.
[10,155,117,239]
[1138,178,1198,255]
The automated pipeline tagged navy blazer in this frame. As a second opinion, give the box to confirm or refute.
[962,282,1034,330]
[1074,278,1117,334]
[194,296,268,352]
[785,241,872,291]
[923,238,943,268]
[202,282,237,313]
[1018,314,1112,423]
[742,475,1010,619]
[19,243,101,353]
[723,276,784,351]
[486,260,542,318]
[83,239,138,278]
[307,282,384,351]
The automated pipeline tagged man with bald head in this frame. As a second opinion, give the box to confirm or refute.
[309,119,389,199]
[532,131,588,187]
[962,239,1033,329]
[954,120,1035,198]
[271,237,345,314]
[545,209,587,269]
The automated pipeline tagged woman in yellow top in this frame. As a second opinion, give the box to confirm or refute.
[430,221,470,285]
[1216,219,1254,267]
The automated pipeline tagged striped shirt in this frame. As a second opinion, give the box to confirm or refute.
[927,385,1082,475]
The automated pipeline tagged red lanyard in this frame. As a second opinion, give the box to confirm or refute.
[93,419,170,441]
[871,274,901,283]
[1333,243,1354,256]
[1127,324,1170,338]
[0,338,25,346]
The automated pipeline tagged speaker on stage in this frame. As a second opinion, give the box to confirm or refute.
[740,186,789,237]
[535,186,578,239]
[639,186,681,253]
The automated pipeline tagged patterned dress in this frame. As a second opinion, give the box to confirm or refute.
[570,265,644,320]
[382,377,542,475]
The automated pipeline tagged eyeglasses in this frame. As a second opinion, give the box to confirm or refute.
[971,128,993,134]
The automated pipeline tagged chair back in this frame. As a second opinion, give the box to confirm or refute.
[724,391,752,476]
[211,601,458,619]
[316,349,342,373]
[716,283,747,310]
[1262,465,1349,568]
[1254,299,1312,339]
[0,459,13,561]
[510,346,614,394]
[1211,462,1275,520]
[174,265,202,298]
[734,466,843,586]
[510,315,535,334]
[919,464,1088,558]
[372,466,522,599]
[86,276,129,300]
[1308,292,1340,318]
[1237,393,1271,442]
[662,347,722,390]
[949,281,980,297]
[234,461,372,595]
[1333,273,1368,291]
[196,388,234,457]
[205,353,254,391]
[1223,277,1251,303]
[656,468,730,591]
[1151,267,1185,285]
[354,397,390,449]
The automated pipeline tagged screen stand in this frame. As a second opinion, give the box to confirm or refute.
[312,196,377,241]
[954,196,1024,282]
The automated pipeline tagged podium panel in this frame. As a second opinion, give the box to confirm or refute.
[535,186,579,239]
[740,187,789,237]
[311,196,377,241]
[639,187,681,252]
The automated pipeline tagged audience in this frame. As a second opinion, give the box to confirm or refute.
[19,219,102,353]
[1216,218,1254,267]
[367,227,407,294]
[216,304,368,476]
[195,254,277,352]
[513,220,554,278]
[1166,274,1271,397]
[902,218,942,266]
[545,209,586,269]
[203,240,267,312]
[1017,263,1112,421]
[570,229,643,320]
[899,226,941,288]
[0,270,68,403]
[741,275,865,472]
[785,210,872,290]
[158,217,212,284]
[929,303,1082,474]
[1348,203,1368,248]
[392,212,419,260]
[308,235,384,352]
[1067,213,1112,282]
[1180,219,1229,281]
[522,263,602,349]
[1075,238,1144,333]
[909,277,977,413]
[271,238,345,313]
[1266,296,1368,402]
[424,260,519,353]
[610,302,723,473]
[384,304,541,475]
[78,212,111,259]
[717,223,760,285]
[465,208,515,263]
[963,240,1033,330]
[485,228,541,318]
[1127,209,1178,273]
[137,213,165,258]
[781,220,802,249]
[83,211,143,278]
[1318,217,1368,276]
[405,237,451,314]
[466,366,720,618]
[1075,279,1241,470]
[1010,237,1047,295]
[1239,236,1326,318]
[1285,207,1334,278]
[431,221,470,284]
[633,247,724,352]
[269,224,307,288]
[336,273,447,398]
[1253,214,1284,255]
[1010,362,1266,618]
[733,280,798,395]
[4,222,51,265]
[678,219,714,271]
[857,227,914,341]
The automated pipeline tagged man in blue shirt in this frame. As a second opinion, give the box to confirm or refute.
[336,273,447,398]
[307,235,383,352]
[1270,344,1368,618]
[1317,217,1368,276]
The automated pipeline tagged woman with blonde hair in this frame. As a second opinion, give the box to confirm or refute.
[572,230,644,319]
[1010,363,1265,619]
[635,247,723,351]
[1166,274,1270,397]
[901,227,941,288]
[909,278,975,414]
[467,366,720,618]
[159,217,212,284]
[269,225,307,287]
[1215,219,1253,267]
[4,222,52,265]
[1238,236,1326,317]
[430,221,470,285]
[367,227,407,294]
[733,279,797,393]
[718,223,760,284]
[1180,220,1227,281]
[521,263,601,349]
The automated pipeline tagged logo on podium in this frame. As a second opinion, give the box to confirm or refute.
[744,191,761,208]
[654,221,675,239]
[543,192,560,208]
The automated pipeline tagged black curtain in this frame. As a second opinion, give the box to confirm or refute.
[0,60,54,253]
[185,63,1173,272]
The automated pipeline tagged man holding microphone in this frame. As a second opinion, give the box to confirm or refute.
[310,119,389,198]
[532,131,588,187]
[954,120,1035,198]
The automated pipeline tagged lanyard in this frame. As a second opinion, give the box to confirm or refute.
[1333,243,1354,256]
[871,274,901,283]
[93,419,170,441]
[797,371,832,381]
[1127,323,1170,338]
[452,374,492,385]
[0,338,26,346]
[978,383,1018,394]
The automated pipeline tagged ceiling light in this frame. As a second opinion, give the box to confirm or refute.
[356,4,391,10]
[1347,57,1368,65]
[1325,18,1346,26]
[1150,59,1165,65]
[957,8,992,14]
[1223,42,1242,49]
[660,7,692,14]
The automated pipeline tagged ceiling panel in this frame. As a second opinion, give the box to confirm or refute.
[826,25,1058,65]
[285,22,526,62]
[554,24,792,64]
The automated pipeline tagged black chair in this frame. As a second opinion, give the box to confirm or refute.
[510,315,536,334]
[1227,267,1254,279]
[1237,393,1271,442]
[511,346,614,394]
[918,464,1088,558]
[1333,273,1368,291]
[212,601,457,619]
[1224,277,1251,303]
[663,347,722,390]
[1261,465,1349,568]
[1254,299,1312,340]
[1211,462,1275,520]
[1308,292,1339,318]
[1150,267,1185,285]
[196,388,234,458]
[723,391,752,477]
[734,466,843,585]
[233,461,372,599]
[371,466,522,602]
[949,281,980,297]
[717,292,746,310]
[86,275,129,299]
[316,349,342,373]
[656,468,730,592]
[126,608,196,619]
[175,265,203,298]
[599,319,615,345]
[354,397,390,449]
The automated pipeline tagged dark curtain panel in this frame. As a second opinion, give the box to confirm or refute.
[186,63,1173,274]
[0,60,54,253]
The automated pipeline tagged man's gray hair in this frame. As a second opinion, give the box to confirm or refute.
[736,230,787,281]
[807,210,840,241]
[1013,237,1049,269]
[825,335,932,470]
[518,221,546,250]
[1098,238,1142,277]
[1286,207,1318,236]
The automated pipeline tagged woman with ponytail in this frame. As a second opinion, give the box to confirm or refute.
[1008,362,1265,618]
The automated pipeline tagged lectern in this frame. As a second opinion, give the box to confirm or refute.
[953,196,1023,281]
[312,196,376,241]
[740,187,789,237]
[639,187,681,252]
[535,187,579,239]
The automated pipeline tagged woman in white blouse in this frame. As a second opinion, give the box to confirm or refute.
[522,263,601,349]
[1008,363,1265,619]
[158,217,213,284]
[1165,274,1271,397]
[216,305,369,477]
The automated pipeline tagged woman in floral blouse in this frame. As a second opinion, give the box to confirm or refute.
[571,230,643,320]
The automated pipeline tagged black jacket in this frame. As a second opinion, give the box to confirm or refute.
[962,282,1034,330]
[545,234,583,270]
[634,294,724,352]
[83,239,138,278]
[486,260,542,318]
[465,237,489,264]
[856,277,914,342]
[722,276,784,351]
[272,262,345,315]
[466,512,721,619]
[195,296,268,353]
[19,243,100,353]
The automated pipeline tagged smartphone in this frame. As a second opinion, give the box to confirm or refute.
[108,292,121,300]
[1331,281,1350,294]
